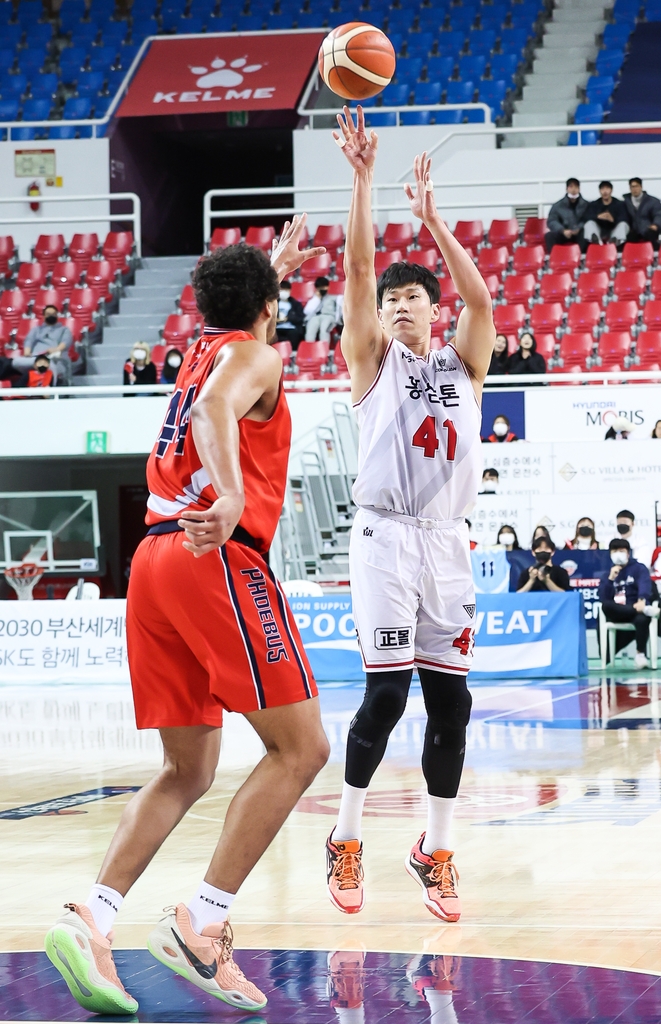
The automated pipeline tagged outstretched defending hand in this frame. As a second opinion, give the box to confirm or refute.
[178,494,245,557]
[333,105,378,173]
[404,152,439,225]
[271,213,326,281]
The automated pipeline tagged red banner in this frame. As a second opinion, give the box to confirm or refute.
[117,30,325,117]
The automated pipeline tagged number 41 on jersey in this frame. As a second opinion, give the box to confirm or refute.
[412,416,457,460]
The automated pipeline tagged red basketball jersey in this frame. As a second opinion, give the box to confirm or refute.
[146,327,290,553]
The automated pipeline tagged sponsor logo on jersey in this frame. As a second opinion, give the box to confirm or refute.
[240,568,289,663]
[374,627,412,649]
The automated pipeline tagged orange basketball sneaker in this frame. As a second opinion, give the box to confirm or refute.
[405,834,462,922]
[328,948,366,1011]
[326,835,365,913]
[147,904,266,1011]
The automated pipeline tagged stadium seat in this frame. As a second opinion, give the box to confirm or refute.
[468,29,496,54]
[413,81,441,106]
[493,303,527,334]
[425,56,454,83]
[406,33,435,60]
[272,340,293,371]
[530,302,565,335]
[374,250,402,275]
[0,73,28,98]
[576,271,610,303]
[15,262,48,299]
[605,299,638,332]
[77,71,106,98]
[34,234,66,271]
[177,283,199,316]
[584,242,617,272]
[149,342,166,381]
[51,260,83,297]
[22,98,52,122]
[289,280,315,303]
[382,223,414,252]
[622,241,654,269]
[69,233,100,266]
[313,224,344,257]
[642,301,661,331]
[68,286,100,325]
[86,259,117,302]
[534,333,557,363]
[393,60,423,86]
[539,272,573,304]
[415,249,441,274]
[649,269,661,299]
[489,53,520,84]
[512,244,545,276]
[0,236,17,279]
[522,218,547,247]
[603,23,632,48]
[102,230,134,274]
[34,287,65,315]
[502,273,536,306]
[445,80,475,104]
[0,288,30,327]
[567,301,602,334]
[49,125,78,139]
[454,220,483,249]
[12,316,36,350]
[481,273,501,300]
[597,331,632,366]
[162,313,198,350]
[549,363,584,385]
[488,218,519,252]
[417,224,442,252]
[595,49,625,76]
[558,332,594,368]
[295,341,330,376]
[612,268,647,302]
[11,127,41,141]
[436,32,467,59]
[548,243,581,274]
[299,252,332,281]
[209,226,241,251]
[635,330,661,361]
[0,99,21,123]
[245,225,276,251]
[477,246,508,276]
[586,75,615,107]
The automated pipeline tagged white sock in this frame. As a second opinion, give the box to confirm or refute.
[85,884,123,937]
[334,1008,366,1024]
[421,795,456,855]
[333,782,368,842]
[187,881,235,933]
[426,988,458,1024]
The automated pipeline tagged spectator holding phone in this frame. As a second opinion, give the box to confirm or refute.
[517,537,570,593]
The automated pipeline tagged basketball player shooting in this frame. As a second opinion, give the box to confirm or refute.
[326,107,495,922]
[44,216,331,1015]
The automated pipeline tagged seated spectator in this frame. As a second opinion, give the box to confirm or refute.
[598,538,654,669]
[613,508,652,568]
[22,304,73,385]
[545,178,588,253]
[15,353,54,390]
[160,347,184,384]
[605,415,631,440]
[506,331,546,376]
[651,419,661,439]
[532,524,552,546]
[497,524,521,550]
[482,413,519,443]
[564,516,600,550]
[623,177,661,247]
[304,277,337,341]
[583,181,629,249]
[480,468,499,493]
[124,342,157,386]
[517,537,570,592]
[276,280,305,347]
[487,333,509,377]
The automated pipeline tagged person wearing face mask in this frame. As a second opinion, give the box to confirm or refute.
[276,279,305,347]
[480,468,499,494]
[123,342,157,387]
[160,347,184,385]
[505,331,547,376]
[483,413,518,443]
[516,537,570,593]
[613,509,652,568]
[22,304,73,385]
[14,353,54,390]
[598,538,654,669]
[545,178,589,254]
[496,524,520,550]
[565,517,600,550]
[304,276,338,342]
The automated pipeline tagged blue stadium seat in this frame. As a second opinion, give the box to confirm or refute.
[25,22,54,46]
[59,46,88,69]
[414,81,441,104]
[574,102,604,123]
[386,11,410,33]
[464,107,488,121]
[89,46,118,71]
[602,23,632,48]
[647,0,661,18]
[388,33,404,55]
[500,28,530,54]
[489,52,520,82]
[595,49,625,75]
[16,49,48,74]
[400,109,432,124]
[266,13,296,28]
[393,58,423,84]
[94,94,113,117]
[2,24,23,48]
[295,11,326,27]
[426,56,454,82]
[434,109,462,123]
[64,96,92,118]
[59,0,88,28]
[49,124,78,138]
[586,75,615,105]
[446,79,475,103]
[611,0,639,22]
[189,0,218,16]
[447,10,476,32]
[406,32,435,59]
[0,99,21,121]
[11,126,40,140]
[363,111,396,126]
[467,29,496,54]
[22,98,52,120]
[116,44,139,68]
[77,70,107,95]
[0,74,28,97]
[478,78,507,109]
[479,13,506,32]
[458,55,486,80]
[236,14,265,29]
[101,21,129,45]
[177,14,204,31]
[106,69,126,93]
[436,31,467,56]
[381,82,411,105]
[417,11,443,33]
[0,50,16,73]
[130,17,159,40]
[567,130,600,146]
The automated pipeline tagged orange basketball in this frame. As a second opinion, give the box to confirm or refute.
[318,22,396,101]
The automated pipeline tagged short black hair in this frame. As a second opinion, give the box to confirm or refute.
[193,243,279,330]
[566,177,580,188]
[280,279,292,290]
[494,413,510,426]
[376,262,440,308]
[483,468,499,478]
[43,304,58,313]
[315,276,330,288]
[599,180,613,191]
[629,177,643,186]
[34,353,50,363]
[533,536,555,551]
[616,509,635,520]
[609,538,631,551]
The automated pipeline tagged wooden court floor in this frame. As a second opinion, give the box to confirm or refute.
[2,674,661,977]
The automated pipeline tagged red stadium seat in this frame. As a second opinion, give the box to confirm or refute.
[272,340,293,370]
[333,340,349,375]
[493,303,527,334]
[15,262,48,299]
[635,330,661,361]
[85,260,117,302]
[415,248,441,273]
[477,246,509,277]
[605,300,638,332]
[585,242,617,273]
[417,224,442,251]
[488,217,519,252]
[548,243,581,274]
[430,335,446,350]
[50,260,82,297]
[596,331,632,366]
[296,340,330,376]
[162,313,198,350]
[334,253,345,280]
[622,241,654,270]
[150,343,166,380]
[68,286,99,325]
[382,222,414,252]
[550,363,583,385]
[299,252,333,281]
[102,231,134,275]
[612,268,646,302]
[289,280,315,302]
[313,224,344,257]
[539,272,573,304]
[530,302,565,334]
[60,315,87,345]
[0,235,17,279]
[558,332,594,367]
[522,217,547,246]
[432,307,453,335]
[69,233,99,266]
[576,270,610,303]
[245,225,276,251]
[437,274,460,309]
[34,234,65,271]
[649,269,661,299]
[454,220,483,249]
[512,244,545,277]
[0,288,29,327]
[635,360,661,381]
[178,283,199,315]
[482,273,501,300]
[328,280,345,295]
[374,250,402,275]
[567,301,601,334]
[209,226,241,251]
[34,287,64,314]
[642,300,661,331]
[502,273,536,305]
[12,316,35,350]
[534,333,557,362]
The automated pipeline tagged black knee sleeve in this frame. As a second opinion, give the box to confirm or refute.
[419,668,472,799]
[344,669,412,789]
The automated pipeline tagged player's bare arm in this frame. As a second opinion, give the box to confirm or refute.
[333,105,389,402]
[405,153,495,395]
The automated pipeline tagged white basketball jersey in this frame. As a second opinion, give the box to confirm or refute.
[352,339,482,520]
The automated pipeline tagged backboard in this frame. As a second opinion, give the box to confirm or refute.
[0,491,101,573]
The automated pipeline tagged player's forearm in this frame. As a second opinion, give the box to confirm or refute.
[345,169,376,275]
[424,213,492,311]
[191,396,245,508]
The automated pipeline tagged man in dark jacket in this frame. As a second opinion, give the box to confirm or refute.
[545,178,589,253]
[583,181,630,248]
[276,279,305,347]
[623,177,661,247]
[598,538,654,669]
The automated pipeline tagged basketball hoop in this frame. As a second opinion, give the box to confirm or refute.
[4,563,45,601]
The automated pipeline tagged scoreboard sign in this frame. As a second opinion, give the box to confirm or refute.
[14,149,56,178]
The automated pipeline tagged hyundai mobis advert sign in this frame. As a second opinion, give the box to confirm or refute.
[117,31,325,116]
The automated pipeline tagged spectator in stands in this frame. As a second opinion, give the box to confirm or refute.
[650,419,661,438]
[304,277,337,341]
[517,537,570,592]
[123,342,157,386]
[612,508,652,568]
[506,331,547,376]
[532,524,552,546]
[487,333,509,377]
[160,348,183,384]
[480,468,499,493]
[583,181,630,248]
[276,279,305,347]
[564,516,600,550]
[483,413,519,443]
[605,415,631,440]
[623,178,661,247]
[598,537,654,669]
[14,353,54,390]
[497,524,521,550]
[545,178,588,253]
[23,304,72,385]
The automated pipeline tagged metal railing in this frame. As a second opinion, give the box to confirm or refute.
[0,192,142,256]
[299,101,493,130]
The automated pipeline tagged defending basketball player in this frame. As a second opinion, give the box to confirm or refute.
[326,108,495,922]
[44,217,331,1014]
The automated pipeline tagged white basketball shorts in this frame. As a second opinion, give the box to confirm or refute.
[349,506,476,675]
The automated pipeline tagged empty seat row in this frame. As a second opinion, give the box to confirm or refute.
[492,298,661,337]
[0,232,135,279]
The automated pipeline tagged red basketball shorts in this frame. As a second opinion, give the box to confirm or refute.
[126,531,317,729]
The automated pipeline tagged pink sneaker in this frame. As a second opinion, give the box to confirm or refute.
[326,835,365,914]
[405,834,462,922]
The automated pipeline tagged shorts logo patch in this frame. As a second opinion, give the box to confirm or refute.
[363,527,373,537]
[374,627,412,649]
[463,603,475,618]
[240,568,289,663]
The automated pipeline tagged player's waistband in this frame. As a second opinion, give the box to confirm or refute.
[359,505,465,530]
[146,519,264,553]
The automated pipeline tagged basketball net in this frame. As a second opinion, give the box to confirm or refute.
[4,563,45,601]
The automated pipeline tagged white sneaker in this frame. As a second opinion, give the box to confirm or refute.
[634,652,649,670]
